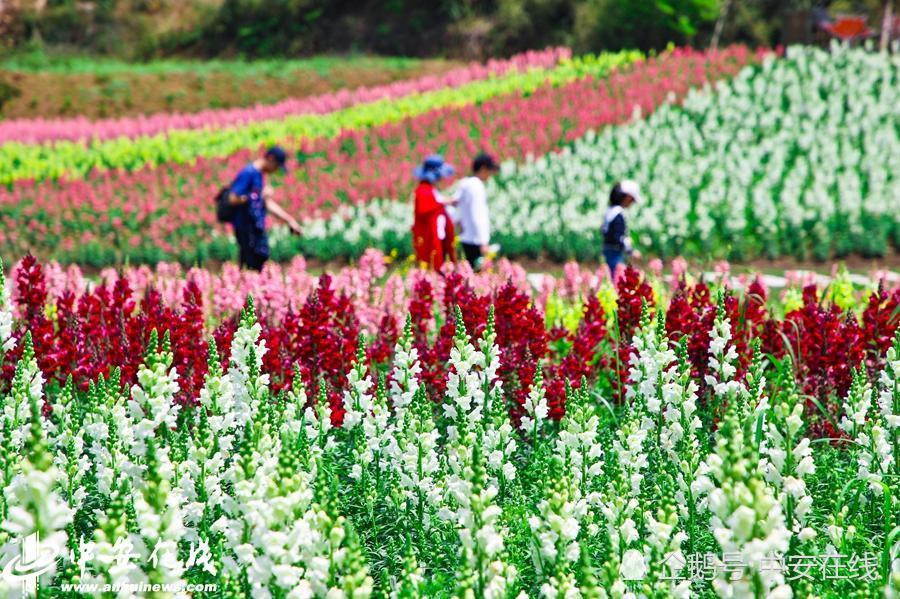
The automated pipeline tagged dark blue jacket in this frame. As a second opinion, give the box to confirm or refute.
[602,206,629,252]
[229,164,267,233]
[229,164,269,257]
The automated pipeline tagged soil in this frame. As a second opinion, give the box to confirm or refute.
[0,59,457,120]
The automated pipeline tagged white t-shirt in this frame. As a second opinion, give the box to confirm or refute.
[453,176,490,246]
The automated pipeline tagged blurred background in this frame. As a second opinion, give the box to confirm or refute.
[2,0,896,120]
[0,0,892,59]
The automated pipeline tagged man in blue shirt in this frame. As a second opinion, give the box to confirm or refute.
[228,146,302,271]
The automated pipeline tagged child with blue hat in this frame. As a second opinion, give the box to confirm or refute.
[411,154,457,269]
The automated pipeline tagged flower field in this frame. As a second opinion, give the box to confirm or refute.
[0,48,571,167]
[2,44,898,266]
[302,45,900,263]
[0,253,898,596]
[0,46,761,266]
[2,12,900,595]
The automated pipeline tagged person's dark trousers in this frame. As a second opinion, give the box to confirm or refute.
[234,226,268,272]
[461,243,482,267]
[603,247,625,282]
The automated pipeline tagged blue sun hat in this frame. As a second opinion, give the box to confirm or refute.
[414,154,455,183]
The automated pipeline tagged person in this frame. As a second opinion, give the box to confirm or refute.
[228,146,302,271]
[602,180,642,281]
[411,154,457,270]
[453,152,500,270]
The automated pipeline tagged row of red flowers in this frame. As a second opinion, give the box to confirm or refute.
[5,255,897,435]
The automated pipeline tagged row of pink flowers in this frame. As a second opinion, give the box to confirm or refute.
[1,47,765,264]
[0,48,568,145]
[19,250,533,332]
[11,249,897,336]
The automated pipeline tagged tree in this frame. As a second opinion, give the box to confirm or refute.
[573,0,719,52]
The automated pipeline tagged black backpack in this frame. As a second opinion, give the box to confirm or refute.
[215,186,234,223]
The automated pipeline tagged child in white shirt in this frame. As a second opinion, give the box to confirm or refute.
[453,152,500,269]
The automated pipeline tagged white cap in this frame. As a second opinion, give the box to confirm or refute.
[619,179,642,203]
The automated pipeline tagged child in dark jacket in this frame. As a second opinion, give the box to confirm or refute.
[602,180,642,281]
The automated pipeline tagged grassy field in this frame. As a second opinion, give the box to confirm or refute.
[0,51,457,118]
[0,49,431,76]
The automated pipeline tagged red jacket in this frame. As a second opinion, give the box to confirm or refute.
[411,181,456,270]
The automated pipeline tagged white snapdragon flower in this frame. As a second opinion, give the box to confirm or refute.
[758,372,817,543]
[877,345,900,429]
[452,452,518,599]
[389,317,423,419]
[704,310,744,399]
[839,344,899,496]
[342,343,397,492]
[304,386,336,457]
[2,465,72,594]
[341,347,374,432]
[626,311,676,419]
[556,384,606,509]
[181,340,240,522]
[519,367,549,443]
[529,461,586,594]
[4,337,46,452]
[444,308,516,513]
[392,384,444,518]
[700,416,792,598]
[1,339,72,595]
[840,371,873,439]
[130,445,188,592]
[298,499,372,598]
[128,336,181,460]
[0,263,15,357]
[228,300,270,427]
[386,318,445,528]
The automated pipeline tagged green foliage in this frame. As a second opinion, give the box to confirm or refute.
[195,0,459,57]
[0,44,425,77]
[6,0,727,60]
[5,0,896,61]
[197,0,723,57]
[573,0,719,52]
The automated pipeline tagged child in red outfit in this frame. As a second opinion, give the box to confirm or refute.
[411,155,457,270]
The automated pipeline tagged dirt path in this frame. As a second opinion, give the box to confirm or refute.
[510,253,900,278]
